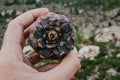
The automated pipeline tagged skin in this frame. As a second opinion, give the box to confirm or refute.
[0,8,80,80]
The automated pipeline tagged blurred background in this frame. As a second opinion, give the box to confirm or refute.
[0,0,120,80]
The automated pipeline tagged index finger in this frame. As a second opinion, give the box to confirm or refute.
[3,8,49,46]
[12,8,49,29]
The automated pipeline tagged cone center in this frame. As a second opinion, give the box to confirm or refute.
[48,30,58,41]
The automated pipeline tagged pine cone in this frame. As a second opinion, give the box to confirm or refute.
[29,12,76,59]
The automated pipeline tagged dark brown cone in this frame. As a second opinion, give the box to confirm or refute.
[29,12,76,59]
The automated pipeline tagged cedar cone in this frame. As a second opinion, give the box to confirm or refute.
[29,12,76,59]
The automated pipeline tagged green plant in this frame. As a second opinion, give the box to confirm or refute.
[33,0,120,11]
[4,0,13,6]
[74,23,83,49]
[25,0,36,5]
[13,0,20,5]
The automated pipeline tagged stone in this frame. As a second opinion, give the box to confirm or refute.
[78,45,100,59]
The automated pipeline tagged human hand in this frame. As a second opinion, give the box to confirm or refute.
[0,8,80,80]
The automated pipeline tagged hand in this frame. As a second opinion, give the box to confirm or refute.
[0,8,80,80]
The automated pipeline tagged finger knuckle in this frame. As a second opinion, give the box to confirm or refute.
[8,20,16,27]
[25,10,33,15]
[9,20,15,24]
